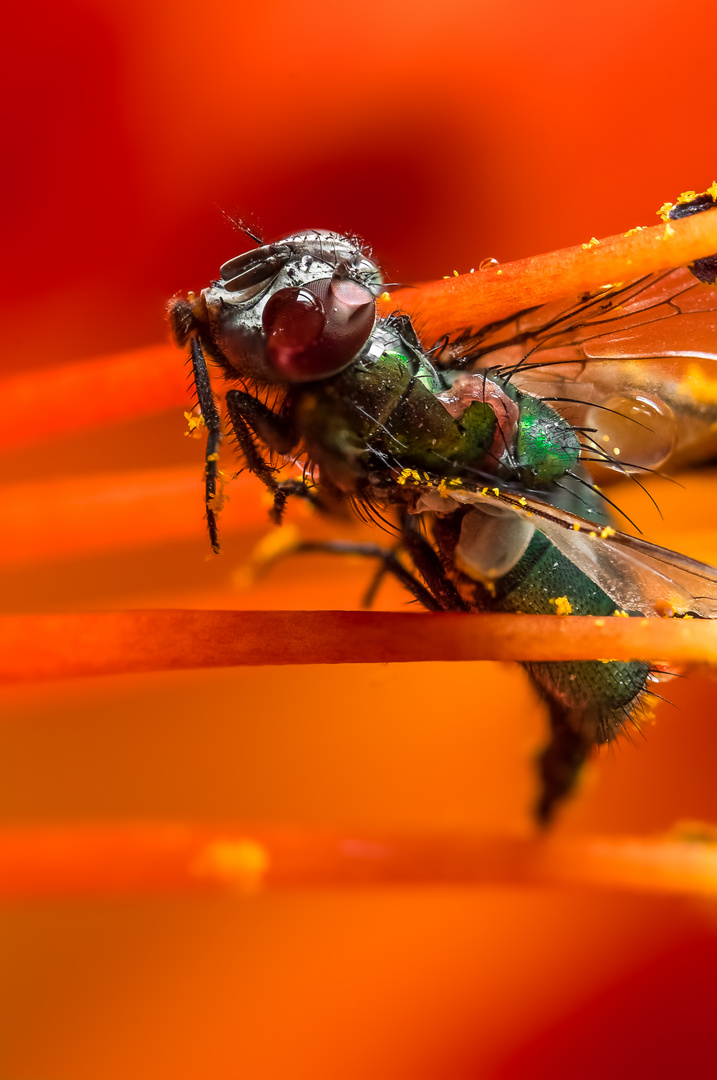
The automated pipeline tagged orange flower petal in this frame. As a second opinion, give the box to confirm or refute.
[382,210,717,341]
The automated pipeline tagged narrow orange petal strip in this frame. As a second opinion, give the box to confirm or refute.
[0,823,715,898]
[381,209,717,342]
[0,344,182,449]
[0,468,266,565]
[1,610,716,683]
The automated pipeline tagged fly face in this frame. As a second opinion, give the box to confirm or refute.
[197,229,383,384]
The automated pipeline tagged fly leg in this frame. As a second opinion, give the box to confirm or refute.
[533,697,594,826]
[280,540,444,610]
[189,336,223,553]
[224,389,306,523]
[399,514,469,612]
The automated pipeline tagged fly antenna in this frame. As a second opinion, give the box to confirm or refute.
[217,207,264,246]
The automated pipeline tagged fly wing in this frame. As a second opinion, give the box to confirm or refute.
[421,479,717,617]
[449,269,717,469]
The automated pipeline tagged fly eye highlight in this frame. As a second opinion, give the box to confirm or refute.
[262,273,376,381]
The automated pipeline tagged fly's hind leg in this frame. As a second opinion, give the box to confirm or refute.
[528,657,650,824]
[399,513,469,612]
[224,389,310,523]
[533,697,594,826]
[261,539,445,610]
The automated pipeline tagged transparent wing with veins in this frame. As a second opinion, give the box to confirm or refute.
[416,475,717,617]
[447,268,717,470]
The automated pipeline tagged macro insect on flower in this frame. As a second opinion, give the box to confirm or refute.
[169,188,717,823]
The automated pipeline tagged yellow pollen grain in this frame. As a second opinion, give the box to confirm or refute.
[613,447,621,456]
[573,523,581,531]
[492,487,500,497]
[589,531,597,538]
[192,839,270,893]
[549,596,573,616]
[681,362,717,404]
[613,609,629,617]
[624,226,647,236]
[184,410,206,438]
[601,526,616,538]
[252,524,300,565]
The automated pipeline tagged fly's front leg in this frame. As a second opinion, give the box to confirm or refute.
[189,335,223,553]
[224,389,305,523]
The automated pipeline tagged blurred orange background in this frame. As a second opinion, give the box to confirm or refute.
[3,0,717,1076]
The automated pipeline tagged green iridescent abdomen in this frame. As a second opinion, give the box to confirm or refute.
[493,531,650,740]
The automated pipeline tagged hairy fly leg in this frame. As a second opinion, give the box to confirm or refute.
[169,298,226,552]
[528,656,650,824]
[533,698,594,825]
[224,389,303,523]
[400,514,469,612]
[189,336,223,553]
[276,539,445,610]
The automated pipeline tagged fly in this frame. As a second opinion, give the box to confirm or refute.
[169,193,717,823]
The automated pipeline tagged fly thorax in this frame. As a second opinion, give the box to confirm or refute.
[436,374,519,471]
[513,393,581,486]
[453,504,535,583]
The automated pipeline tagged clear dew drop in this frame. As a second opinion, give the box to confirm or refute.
[479,257,499,270]
[584,394,677,471]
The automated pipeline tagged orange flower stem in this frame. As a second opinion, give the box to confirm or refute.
[0,823,715,899]
[1,610,716,683]
[381,209,717,342]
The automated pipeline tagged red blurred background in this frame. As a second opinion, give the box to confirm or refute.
[3,0,717,1076]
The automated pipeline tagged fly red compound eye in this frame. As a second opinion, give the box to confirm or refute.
[262,287,326,378]
[262,274,375,381]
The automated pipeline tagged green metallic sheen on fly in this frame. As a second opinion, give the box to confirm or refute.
[169,218,717,822]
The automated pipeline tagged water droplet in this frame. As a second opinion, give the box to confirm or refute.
[584,394,677,471]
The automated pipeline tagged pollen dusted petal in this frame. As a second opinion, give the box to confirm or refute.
[382,210,717,342]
